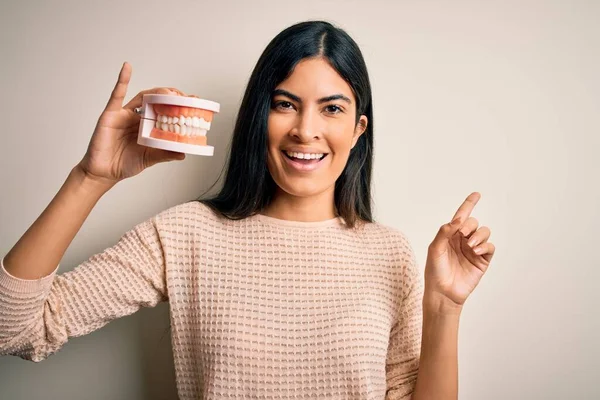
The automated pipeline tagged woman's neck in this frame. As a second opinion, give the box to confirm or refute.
[261,187,337,222]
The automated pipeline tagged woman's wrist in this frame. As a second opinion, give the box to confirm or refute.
[71,164,117,196]
[423,289,464,317]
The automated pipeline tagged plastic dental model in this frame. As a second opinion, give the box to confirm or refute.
[136,94,220,156]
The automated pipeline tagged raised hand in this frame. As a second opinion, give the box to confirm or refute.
[424,192,496,313]
[77,62,189,187]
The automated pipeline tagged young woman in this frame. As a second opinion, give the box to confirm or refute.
[0,21,495,399]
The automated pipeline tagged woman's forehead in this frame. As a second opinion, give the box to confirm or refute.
[275,58,354,100]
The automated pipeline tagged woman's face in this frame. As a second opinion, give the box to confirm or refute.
[267,57,368,201]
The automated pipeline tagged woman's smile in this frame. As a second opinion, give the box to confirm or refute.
[281,148,329,172]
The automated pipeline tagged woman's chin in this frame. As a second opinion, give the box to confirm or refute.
[276,180,332,199]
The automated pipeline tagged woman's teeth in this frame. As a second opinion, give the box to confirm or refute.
[154,114,210,136]
[285,151,325,160]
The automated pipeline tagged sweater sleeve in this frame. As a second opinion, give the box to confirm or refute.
[386,235,424,400]
[0,216,168,362]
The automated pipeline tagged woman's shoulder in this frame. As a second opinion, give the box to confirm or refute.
[151,200,226,229]
[361,221,421,282]
[359,220,413,248]
[360,220,418,264]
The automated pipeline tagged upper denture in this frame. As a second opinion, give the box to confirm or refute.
[153,104,214,122]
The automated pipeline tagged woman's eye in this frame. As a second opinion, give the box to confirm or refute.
[325,105,343,114]
[275,101,294,110]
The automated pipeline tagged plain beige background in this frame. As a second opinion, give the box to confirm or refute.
[1,0,598,399]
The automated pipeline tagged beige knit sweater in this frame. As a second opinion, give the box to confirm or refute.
[0,201,423,399]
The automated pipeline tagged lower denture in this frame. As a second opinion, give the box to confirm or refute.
[150,128,207,145]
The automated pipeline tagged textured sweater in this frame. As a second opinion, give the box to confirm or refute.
[0,201,424,399]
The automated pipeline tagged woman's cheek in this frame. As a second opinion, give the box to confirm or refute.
[326,126,354,156]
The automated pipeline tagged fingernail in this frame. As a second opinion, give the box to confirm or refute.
[474,247,484,255]
[467,239,476,247]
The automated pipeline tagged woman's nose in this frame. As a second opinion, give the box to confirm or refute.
[291,109,322,141]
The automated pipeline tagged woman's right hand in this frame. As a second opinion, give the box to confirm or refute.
[76,62,188,188]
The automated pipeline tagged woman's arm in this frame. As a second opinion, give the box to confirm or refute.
[411,192,496,399]
[1,63,191,361]
[0,179,172,361]
[3,165,113,279]
[4,62,186,279]
[411,295,461,400]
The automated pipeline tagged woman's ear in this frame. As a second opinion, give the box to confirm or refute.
[351,115,368,149]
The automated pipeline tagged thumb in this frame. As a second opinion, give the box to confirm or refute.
[105,62,132,112]
[144,148,186,168]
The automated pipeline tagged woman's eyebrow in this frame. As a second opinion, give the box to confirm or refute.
[272,89,301,103]
[317,94,352,104]
[272,89,352,105]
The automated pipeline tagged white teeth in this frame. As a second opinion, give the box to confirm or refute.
[156,114,210,129]
[285,151,325,160]
[154,114,212,136]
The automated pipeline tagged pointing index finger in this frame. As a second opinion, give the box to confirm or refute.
[451,192,481,224]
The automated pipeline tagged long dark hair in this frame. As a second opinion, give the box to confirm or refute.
[199,20,374,228]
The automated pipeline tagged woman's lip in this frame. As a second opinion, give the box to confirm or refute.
[282,148,329,155]
[281,151,327,172]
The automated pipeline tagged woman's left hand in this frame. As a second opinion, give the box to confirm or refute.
[424,192,496,314]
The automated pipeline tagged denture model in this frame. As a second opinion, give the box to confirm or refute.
[136,94,220,156]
